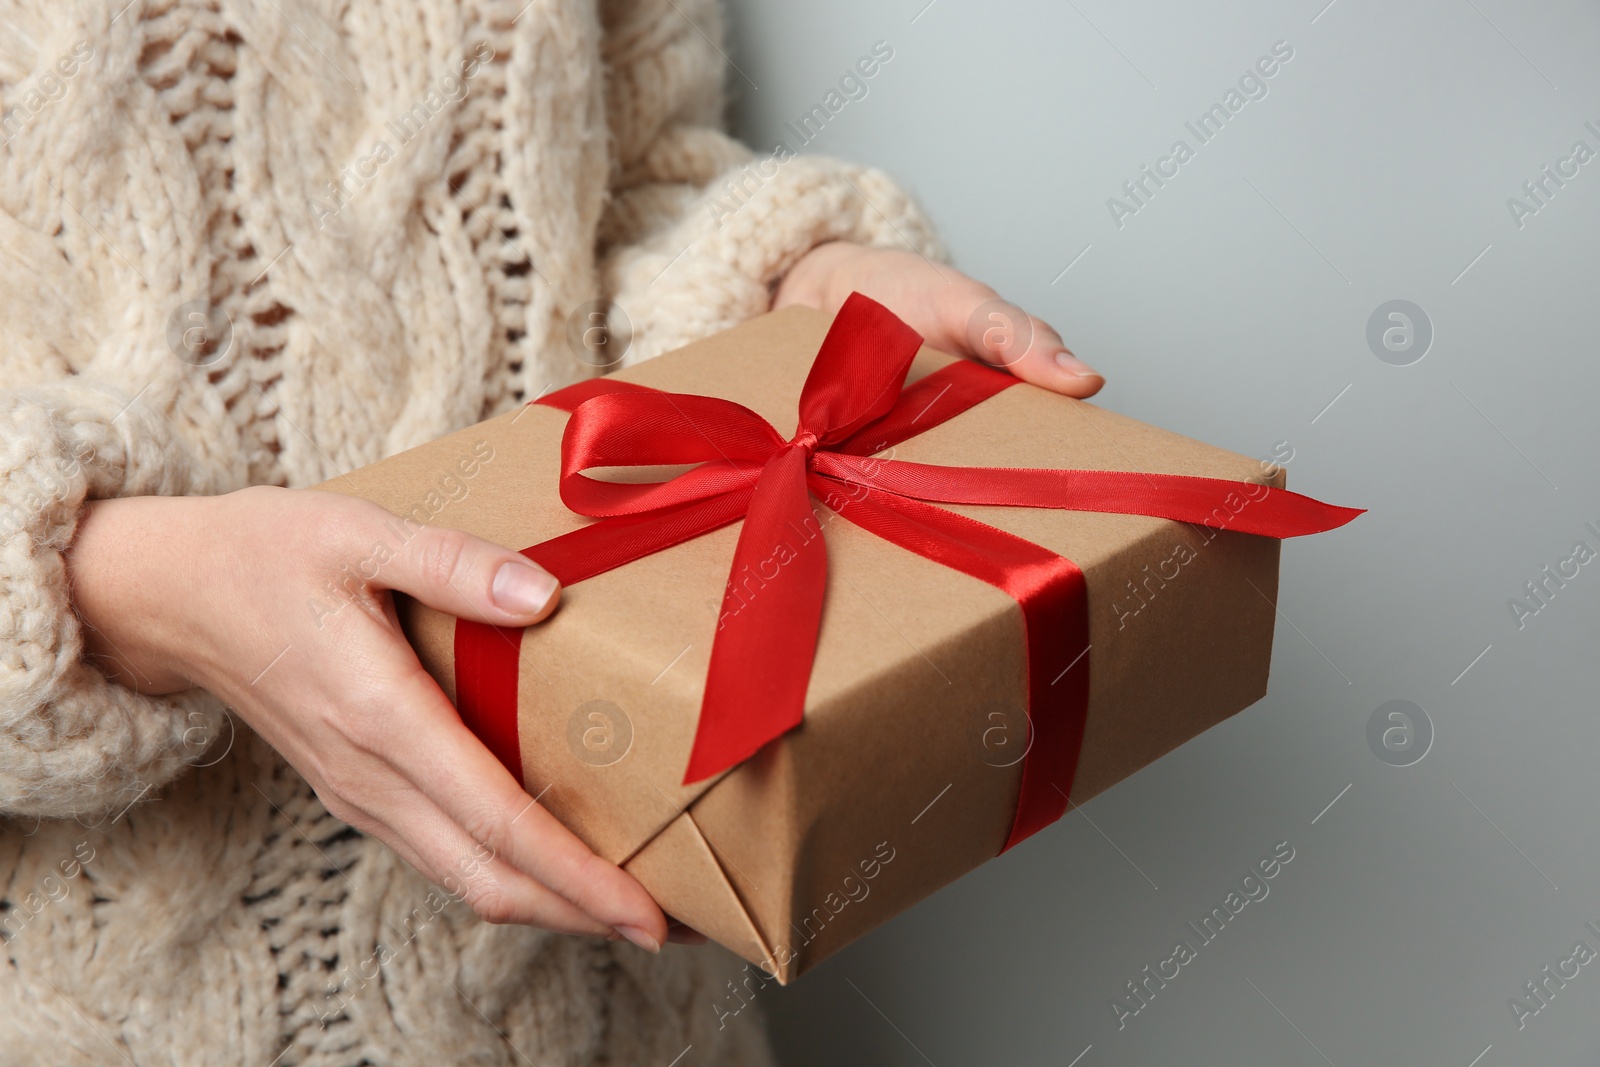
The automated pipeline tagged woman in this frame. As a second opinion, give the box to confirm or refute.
[0,1,1102,1062]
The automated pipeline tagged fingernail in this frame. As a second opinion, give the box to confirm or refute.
[491,560,559,615]
[1055,351,1102,379]
[614,924,662,954]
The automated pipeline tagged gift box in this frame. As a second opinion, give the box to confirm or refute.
[319,296,1357,983]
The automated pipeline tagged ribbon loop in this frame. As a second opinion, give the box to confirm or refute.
[560,392,781,492]
[797,292,928,448]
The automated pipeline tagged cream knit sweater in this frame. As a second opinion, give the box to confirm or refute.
[0,1,940,1062]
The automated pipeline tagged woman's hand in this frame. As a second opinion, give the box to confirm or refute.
[773,241,1105,398]
[66,486,670,952]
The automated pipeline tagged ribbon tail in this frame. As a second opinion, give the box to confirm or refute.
[812,457,1363,538]
[684,448,828,784]
[811,474,1088,851]
[521,488,753,585]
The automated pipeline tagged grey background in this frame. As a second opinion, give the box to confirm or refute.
[716,1,1600,1064]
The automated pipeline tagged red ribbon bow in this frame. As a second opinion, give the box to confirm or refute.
[455,294,1362,849]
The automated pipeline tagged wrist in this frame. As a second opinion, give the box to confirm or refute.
[773,240,861,312]
[66,495,210,694]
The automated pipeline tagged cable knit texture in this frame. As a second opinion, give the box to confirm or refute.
[0,0,941,1063]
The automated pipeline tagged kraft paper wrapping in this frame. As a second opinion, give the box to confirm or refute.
[318,305,1282,982]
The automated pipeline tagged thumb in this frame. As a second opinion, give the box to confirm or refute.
[952,294,1104,399]
[379,521,561,626]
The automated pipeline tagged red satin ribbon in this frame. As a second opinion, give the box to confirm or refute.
[455,294,1362,850]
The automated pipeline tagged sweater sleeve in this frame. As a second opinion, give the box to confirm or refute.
[0,380,227,819]
[596,0,945,364]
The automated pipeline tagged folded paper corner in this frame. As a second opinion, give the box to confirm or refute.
[623,809,792,983]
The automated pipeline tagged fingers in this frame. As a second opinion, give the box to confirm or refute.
[772,242,1104,397]
[363,664,669,952]
[952,291,1105,399]
[324,774,616,937]
[298,496,663,947]
[361,508,561,625]
[200,489,668,948]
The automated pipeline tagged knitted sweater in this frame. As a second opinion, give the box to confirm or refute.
[0,1,940,1062]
